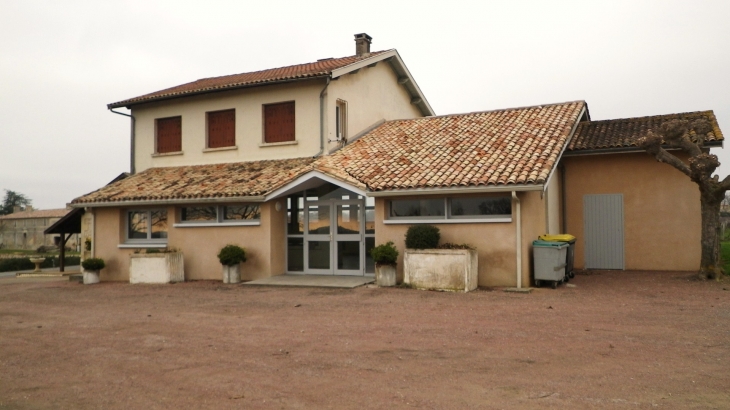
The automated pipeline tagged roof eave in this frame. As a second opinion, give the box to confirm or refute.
[71,196,267,208]
[563,140,723,157]
[107,75,330,109]
[543,104,587,192]
[331,50,435,117]
[366,184,545,197]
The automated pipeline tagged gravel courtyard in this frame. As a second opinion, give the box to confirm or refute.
[1,271,728,409]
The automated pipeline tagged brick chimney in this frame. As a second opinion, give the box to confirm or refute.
[354,33,372,57]
[12,206,21,213]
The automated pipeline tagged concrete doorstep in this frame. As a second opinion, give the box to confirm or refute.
[243,274,374,289]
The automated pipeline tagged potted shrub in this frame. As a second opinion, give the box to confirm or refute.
[217,245,246,284]
[371,241,399,287]
[129,248,184,284]
[81,257,105,285]
[403,225,478,292]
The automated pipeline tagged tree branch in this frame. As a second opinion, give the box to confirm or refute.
[720,174,730,191]
[639,131,691,177]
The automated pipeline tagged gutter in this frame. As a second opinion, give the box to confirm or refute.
[367,184,544,197]
[110,109,136,174]
[107,76,330,109]
[70,196,266,209]
[562,141,723,157]
[512,191,522,289]
[314,77,331,157]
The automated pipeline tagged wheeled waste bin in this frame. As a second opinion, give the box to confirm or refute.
[538,234,576,279]
[532,240,569,289]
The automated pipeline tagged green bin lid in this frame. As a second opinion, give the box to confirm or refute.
[532,240,568,248]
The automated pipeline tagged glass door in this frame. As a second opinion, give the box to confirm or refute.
[334,200,362,276]
[301,199,366,275]
[305,202,332,274]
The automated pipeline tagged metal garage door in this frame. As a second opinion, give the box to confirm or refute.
[584,194,625,270]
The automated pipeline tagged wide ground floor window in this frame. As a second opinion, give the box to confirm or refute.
[126,209,168,244]
[386,195,512,223]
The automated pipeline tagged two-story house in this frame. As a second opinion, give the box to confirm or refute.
[72,33,724,286]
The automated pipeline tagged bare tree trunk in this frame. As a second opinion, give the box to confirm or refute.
[699,187,723,280]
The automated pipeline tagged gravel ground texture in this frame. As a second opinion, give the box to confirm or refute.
[1,271,729,409]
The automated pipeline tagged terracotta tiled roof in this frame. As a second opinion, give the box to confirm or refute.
[0,208,70,220]
[568,111,724,152]
[108,51,388,109]
[73,101,586,204]
[318,101,586,191]
[71,158,318,205]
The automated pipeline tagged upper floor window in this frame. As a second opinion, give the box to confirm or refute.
[336,99,348,141]
[263,101,295,143]
[156,116,182,153]
[207,109,236,148]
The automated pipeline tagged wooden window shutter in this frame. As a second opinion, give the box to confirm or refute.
[264,102,295,143]
[156,116,182,153]
[208,109,236,148]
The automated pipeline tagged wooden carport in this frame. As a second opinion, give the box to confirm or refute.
[44,208,84,272]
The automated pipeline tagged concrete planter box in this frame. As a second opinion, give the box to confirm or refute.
[83,270,100,285]
[222,264,241,284]
[129,253,184,284]
[375,264,396,287]
[404,249,478,292]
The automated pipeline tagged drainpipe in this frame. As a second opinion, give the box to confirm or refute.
[512,191,522,288]
[314,77,331,158]
[110,108,136,174]
[560,163,567,233]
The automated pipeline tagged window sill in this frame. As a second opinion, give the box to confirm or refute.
[202,146,238,153]
[173,221,261,228]
[152,151,183,157]
[383,218,512,224]
[259,141,298,148]
[118,243,168,249]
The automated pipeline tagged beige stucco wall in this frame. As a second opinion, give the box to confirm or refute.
[327,61,423,144]
[132,80,325,172]
[130,62,425,173]
[374,191,547,288]
[92,201,288,282]
[563,152,701,271]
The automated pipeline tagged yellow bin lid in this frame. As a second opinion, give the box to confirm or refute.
[538,234,576,242]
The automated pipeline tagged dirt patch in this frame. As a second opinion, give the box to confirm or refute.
[1,271,729,409]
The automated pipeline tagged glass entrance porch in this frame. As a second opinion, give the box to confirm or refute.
[285,183,374,276]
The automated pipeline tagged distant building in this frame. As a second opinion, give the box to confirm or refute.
[0,207,79,250]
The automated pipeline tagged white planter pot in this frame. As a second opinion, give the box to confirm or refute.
[404,248,478,292]
[222,264,241,284]
[375,264,396,287]
[129,253,185,284]
[83,270,100,285]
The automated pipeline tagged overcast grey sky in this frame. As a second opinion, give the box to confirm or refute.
[1,0,729,209]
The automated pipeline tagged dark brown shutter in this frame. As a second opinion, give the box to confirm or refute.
[264,102,295,143]
[208,109,235,148]
[156,116,182,153]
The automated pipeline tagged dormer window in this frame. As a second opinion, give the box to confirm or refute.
[155,116,182,154]
[263,101,295,143]
[207,109,236,148]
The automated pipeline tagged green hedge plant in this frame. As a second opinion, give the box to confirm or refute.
[405,225,440,249]
[81,258,105,271]
[217,245,247,266]
[371,241,399,266]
